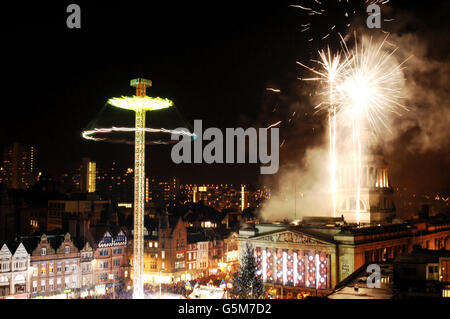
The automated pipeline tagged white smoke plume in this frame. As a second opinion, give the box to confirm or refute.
[259,24,450,221]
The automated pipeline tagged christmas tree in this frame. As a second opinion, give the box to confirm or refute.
[229,242,265,299]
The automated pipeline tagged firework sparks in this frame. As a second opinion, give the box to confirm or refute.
[267,121,282,129]
[298,33,407,223]
[297,47,350,218]
[336,33,407,224]
[266,88,281,93]
[291,0,394,45]
[336,33,408,134]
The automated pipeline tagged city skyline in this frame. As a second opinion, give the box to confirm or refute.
[0,0,449,303]
[0,1,448,195]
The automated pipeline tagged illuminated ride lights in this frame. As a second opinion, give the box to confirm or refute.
[82,127,195,144]
[80,78,193,299]
[108,96,173,111]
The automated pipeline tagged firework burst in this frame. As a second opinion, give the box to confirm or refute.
[336,33,408,133]
[298,33,408,224]
[297,48,350,217]
[337,33,407,224]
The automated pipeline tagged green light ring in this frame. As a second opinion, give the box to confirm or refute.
[107,96,173,111]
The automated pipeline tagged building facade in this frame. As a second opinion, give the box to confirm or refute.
[239,218,450,298]
[79,241,94,297]
[29,233,81,299]
[133,216,189,284]
[2,143,37,190]
[0,243,30,298]
[80,157,96,193]
[92,230,129,296]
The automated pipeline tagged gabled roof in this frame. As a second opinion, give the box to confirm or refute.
[12,243,29,257]
[90,224,126,243]
[394,247,450,264]
[246,227,336,246]
[0,244,12,259]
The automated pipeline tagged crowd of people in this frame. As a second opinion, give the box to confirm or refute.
[77,270,236,299]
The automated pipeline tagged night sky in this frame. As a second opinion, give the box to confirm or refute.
[0,1,449,192]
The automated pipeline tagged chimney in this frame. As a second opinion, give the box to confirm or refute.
[68,216,77,238]
[79,218,90,240]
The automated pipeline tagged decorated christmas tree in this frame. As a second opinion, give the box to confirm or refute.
[229,242,265,299]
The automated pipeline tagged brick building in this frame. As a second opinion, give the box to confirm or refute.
[28,233,81,299]
[131,215,188,284]
[89,227,129,296]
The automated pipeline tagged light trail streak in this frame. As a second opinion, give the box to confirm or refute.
[267,121,282,129]
[82,127,196,143]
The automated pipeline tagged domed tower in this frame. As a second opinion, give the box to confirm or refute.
[336,126,396,224]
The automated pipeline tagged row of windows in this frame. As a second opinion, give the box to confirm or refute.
[113,248,123,255]
[41,246,71,256]
[175,261,185,269]
[145,262,157,270]
[99,249,109,256]
[148,242,158,248]
[146,251,166,259]
[33,277,75,292]
[1,262,26,271]
[176,241,185,248]
[188,252,196,261]
[81,252,93,259]
[99,248,123,256]
[36,262,77,276]
[188,263,197,270]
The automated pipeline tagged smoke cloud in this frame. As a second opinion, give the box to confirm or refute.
[258,10,450,221]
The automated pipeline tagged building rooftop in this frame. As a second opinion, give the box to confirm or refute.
[394,246,450,264]
[328,262,395,299]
